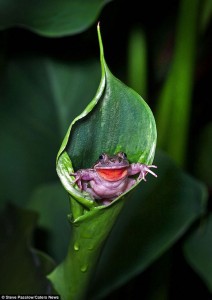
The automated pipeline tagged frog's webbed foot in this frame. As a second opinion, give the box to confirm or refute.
[129,163,157,181]
[138,165,157,181]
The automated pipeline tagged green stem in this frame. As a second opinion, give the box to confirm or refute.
[156,0,200,166]
[127,28,147,98]
[48,200,124,300]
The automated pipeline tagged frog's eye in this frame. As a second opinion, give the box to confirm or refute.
[122,152,127,158]
[99,154,104,160]
[118,152,127,159]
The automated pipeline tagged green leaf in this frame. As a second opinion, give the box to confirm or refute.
[0,56,100,209]
[56,24,157,208]
[0,204,55,294]
[0,0,108,37]
[27,182,71,262]
[50,25,157,300]
[88,151,207,299]
[183,213,212,293]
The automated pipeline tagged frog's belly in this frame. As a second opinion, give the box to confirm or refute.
[90,179,134,199]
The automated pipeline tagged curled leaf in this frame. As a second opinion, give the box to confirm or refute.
[50,24,157,300]
[56,24,157,214]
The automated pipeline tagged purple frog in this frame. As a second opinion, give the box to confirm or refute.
[71,152,157,204]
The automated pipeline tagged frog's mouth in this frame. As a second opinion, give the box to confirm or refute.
[96,166,128,181]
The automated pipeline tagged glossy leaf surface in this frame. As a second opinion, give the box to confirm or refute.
[0,0,108,37]
[56,25,157,207]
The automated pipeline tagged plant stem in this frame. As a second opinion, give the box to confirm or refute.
[48,199,124,300]
[127,28,147,99]
[156,0,200,167]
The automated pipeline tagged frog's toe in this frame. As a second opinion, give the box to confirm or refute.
[138,173,146,181]
[146,165,157,178]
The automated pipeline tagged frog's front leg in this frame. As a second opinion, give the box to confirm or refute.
[70,169,95,190]
[128,163,157,181]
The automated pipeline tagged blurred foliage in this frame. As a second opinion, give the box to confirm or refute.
[0,205,55,293]
[127,28,147,98]
[156,0,199,166]
[0,57,100,209]
[27,183,70,263]
[0,0,109,37]
[0,0,211,299]
[183,213,212,293]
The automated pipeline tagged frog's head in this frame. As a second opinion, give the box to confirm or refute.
[94,152,129,181]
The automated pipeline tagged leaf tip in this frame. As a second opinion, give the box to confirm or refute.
[97,21,105,66]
